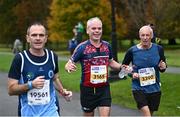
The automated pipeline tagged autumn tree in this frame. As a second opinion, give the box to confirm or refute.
[13,0,52,49]
[115,0,180,45]
[48,0,126,44]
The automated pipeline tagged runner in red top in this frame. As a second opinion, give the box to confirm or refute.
[65,17,127,116]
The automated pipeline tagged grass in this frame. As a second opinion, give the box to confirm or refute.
[165,49,180,67]
[1,50,180,116]
[59,61,180,116]
[0,52,14,72]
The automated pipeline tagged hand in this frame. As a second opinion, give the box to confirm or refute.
[132,73,139,79]
[62,89,72,102]
[121,65,133,74]
[158,60,166,70]
[32,76,45,89]
[65,60,77,73]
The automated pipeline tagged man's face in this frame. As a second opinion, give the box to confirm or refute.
[139,27,152,46]
[26,25,47,50]
[87,20,102,41]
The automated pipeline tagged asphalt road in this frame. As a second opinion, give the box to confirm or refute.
[1,72,141,116]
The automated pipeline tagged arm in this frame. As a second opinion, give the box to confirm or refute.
[8,75,47,96]
[53,73,72,101]
[121,48,139,79]
[65,43,83,73]
[158,45,167,72]
[8,54,30,95]
[109,59,121,70]
[8,78,29,96]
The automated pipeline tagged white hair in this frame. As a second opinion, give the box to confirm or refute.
[86,17,102,29]
[139,25,153,38]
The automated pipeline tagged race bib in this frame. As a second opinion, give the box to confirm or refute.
[138,67,156,86]
[27,80,50,105]
[90,65,107,84]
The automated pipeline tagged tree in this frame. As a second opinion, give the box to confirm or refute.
[0,0,19,45]
[153,0,180,44]
[13,0,52,49]
[115,0,180,45]
[48,0,126,44]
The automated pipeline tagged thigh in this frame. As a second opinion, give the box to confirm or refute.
[80,85,97,112]
[147,91,161,111]
[132,90,148,109]
[98,85,111,107]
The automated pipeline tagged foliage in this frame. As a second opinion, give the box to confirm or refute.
[48,0,126,42]
[153,0,180,39]
[13,0,52,48]
[0,0,179,49]
[115,0,180,40]
[0,0,19,44]
[0,0,52,47]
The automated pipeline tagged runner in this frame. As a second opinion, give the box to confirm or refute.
[65,17,129,116]
[8,22,72,116]
[121,25,167,116]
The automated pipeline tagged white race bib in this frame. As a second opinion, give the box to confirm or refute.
[138,67,156,86]
[27,80,50,105]
[90,65,107,84]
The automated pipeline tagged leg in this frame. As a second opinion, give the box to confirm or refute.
[148,91,161,116]
[98,106,110,117]
[140,106,151,116]
[83,111,94,117]
[80,85,96,117]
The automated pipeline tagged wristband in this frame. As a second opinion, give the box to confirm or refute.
[28,81,33,90]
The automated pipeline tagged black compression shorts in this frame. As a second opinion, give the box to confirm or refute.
[132,90,161,111]
[80,84,111,113]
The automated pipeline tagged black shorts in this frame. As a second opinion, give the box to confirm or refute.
[80,84,111,113]
[132,90,161,111]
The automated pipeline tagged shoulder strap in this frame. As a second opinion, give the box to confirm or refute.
[19,52,24,73]
[50,50,56,71]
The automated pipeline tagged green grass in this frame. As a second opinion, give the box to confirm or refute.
[1,50,180,116]
[0,52,14,72]
[165,49,180,67]
[59,61,80,92]
[110,73,180,116]
[59,61,180,116]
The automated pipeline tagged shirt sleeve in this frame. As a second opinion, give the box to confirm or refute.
[158,45,166,62]
[108,43,113,60]
[158,45,167,72]
[122,48,133,65]
[70,44,84,63]
[8,54,22,80]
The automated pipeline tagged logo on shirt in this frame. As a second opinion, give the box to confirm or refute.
[26,72,34,80]
[48,70,54,79]
[38,67,44,71]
